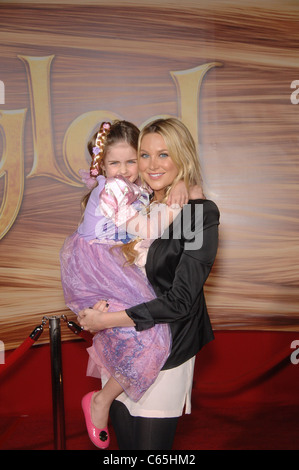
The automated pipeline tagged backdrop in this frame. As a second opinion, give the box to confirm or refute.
[1,0,299,350]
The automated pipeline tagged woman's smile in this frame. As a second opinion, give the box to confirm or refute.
[147,172,165,179]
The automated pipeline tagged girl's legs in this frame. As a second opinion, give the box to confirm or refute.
[91,376,123,429]
[109,399,178,450]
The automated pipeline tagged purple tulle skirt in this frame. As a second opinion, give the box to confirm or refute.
[60,232,171,401]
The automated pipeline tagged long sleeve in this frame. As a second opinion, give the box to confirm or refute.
[98,176,144,226]
[125,203,182,240]
[126,200,219,331]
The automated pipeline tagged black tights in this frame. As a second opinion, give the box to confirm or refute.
[109,400,178,450]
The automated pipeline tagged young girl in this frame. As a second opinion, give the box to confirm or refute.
[60,120,188,449]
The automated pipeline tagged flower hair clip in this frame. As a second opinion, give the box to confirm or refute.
[78,169,97,190]
[90,121,111,177]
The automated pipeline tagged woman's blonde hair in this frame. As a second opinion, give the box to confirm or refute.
[118,118,203,265]
[138,117,202,202]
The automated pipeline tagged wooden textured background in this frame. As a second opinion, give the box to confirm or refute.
[0,1,299,349]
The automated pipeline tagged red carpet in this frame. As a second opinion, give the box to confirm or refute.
[1,331,299,450]
[1,403,298,451]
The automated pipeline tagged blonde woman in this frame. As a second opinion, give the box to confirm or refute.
[79,118,220,450]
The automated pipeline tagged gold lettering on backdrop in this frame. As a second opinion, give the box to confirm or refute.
[0,81,4,105]
[64,63,222,183]
[170,63,222,150]
[0,109,27,239]
[0,56,222,239]
[18,55,74,184]
[18,57,222,177]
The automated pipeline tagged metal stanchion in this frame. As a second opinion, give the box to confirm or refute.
[49,316,66,450]
[1,314,90,449]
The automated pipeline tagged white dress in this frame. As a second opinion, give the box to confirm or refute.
[102,357,196,418]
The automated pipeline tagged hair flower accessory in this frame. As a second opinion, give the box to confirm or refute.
[79,169,97,189]
[92,146,101,156]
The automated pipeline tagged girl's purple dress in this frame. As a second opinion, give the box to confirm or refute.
[60,175,171,401]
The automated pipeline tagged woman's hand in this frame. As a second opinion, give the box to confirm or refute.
[78,300,109,333]
[77,300,136,332]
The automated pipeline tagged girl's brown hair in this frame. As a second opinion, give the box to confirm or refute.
[81,120,140,212]
[82,120,141,264]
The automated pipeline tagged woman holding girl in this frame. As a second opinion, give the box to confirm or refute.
[60,119,195,449]
[78,117,220,450]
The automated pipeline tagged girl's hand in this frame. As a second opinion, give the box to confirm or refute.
[167,180,188,207]
[93,299,110,311]
[167,181,205,206]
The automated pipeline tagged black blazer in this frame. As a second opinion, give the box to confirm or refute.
[126,199,220,370]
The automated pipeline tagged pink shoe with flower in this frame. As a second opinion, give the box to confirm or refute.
[81,391,110,449]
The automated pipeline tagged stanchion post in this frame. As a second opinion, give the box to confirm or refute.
[49,316,66,450]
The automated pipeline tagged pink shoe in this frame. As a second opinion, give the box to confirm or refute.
[81,391,110,449]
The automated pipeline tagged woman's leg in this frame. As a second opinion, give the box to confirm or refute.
[109,400,178,450]
[133,413,178,450]
[109,400,135,449]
